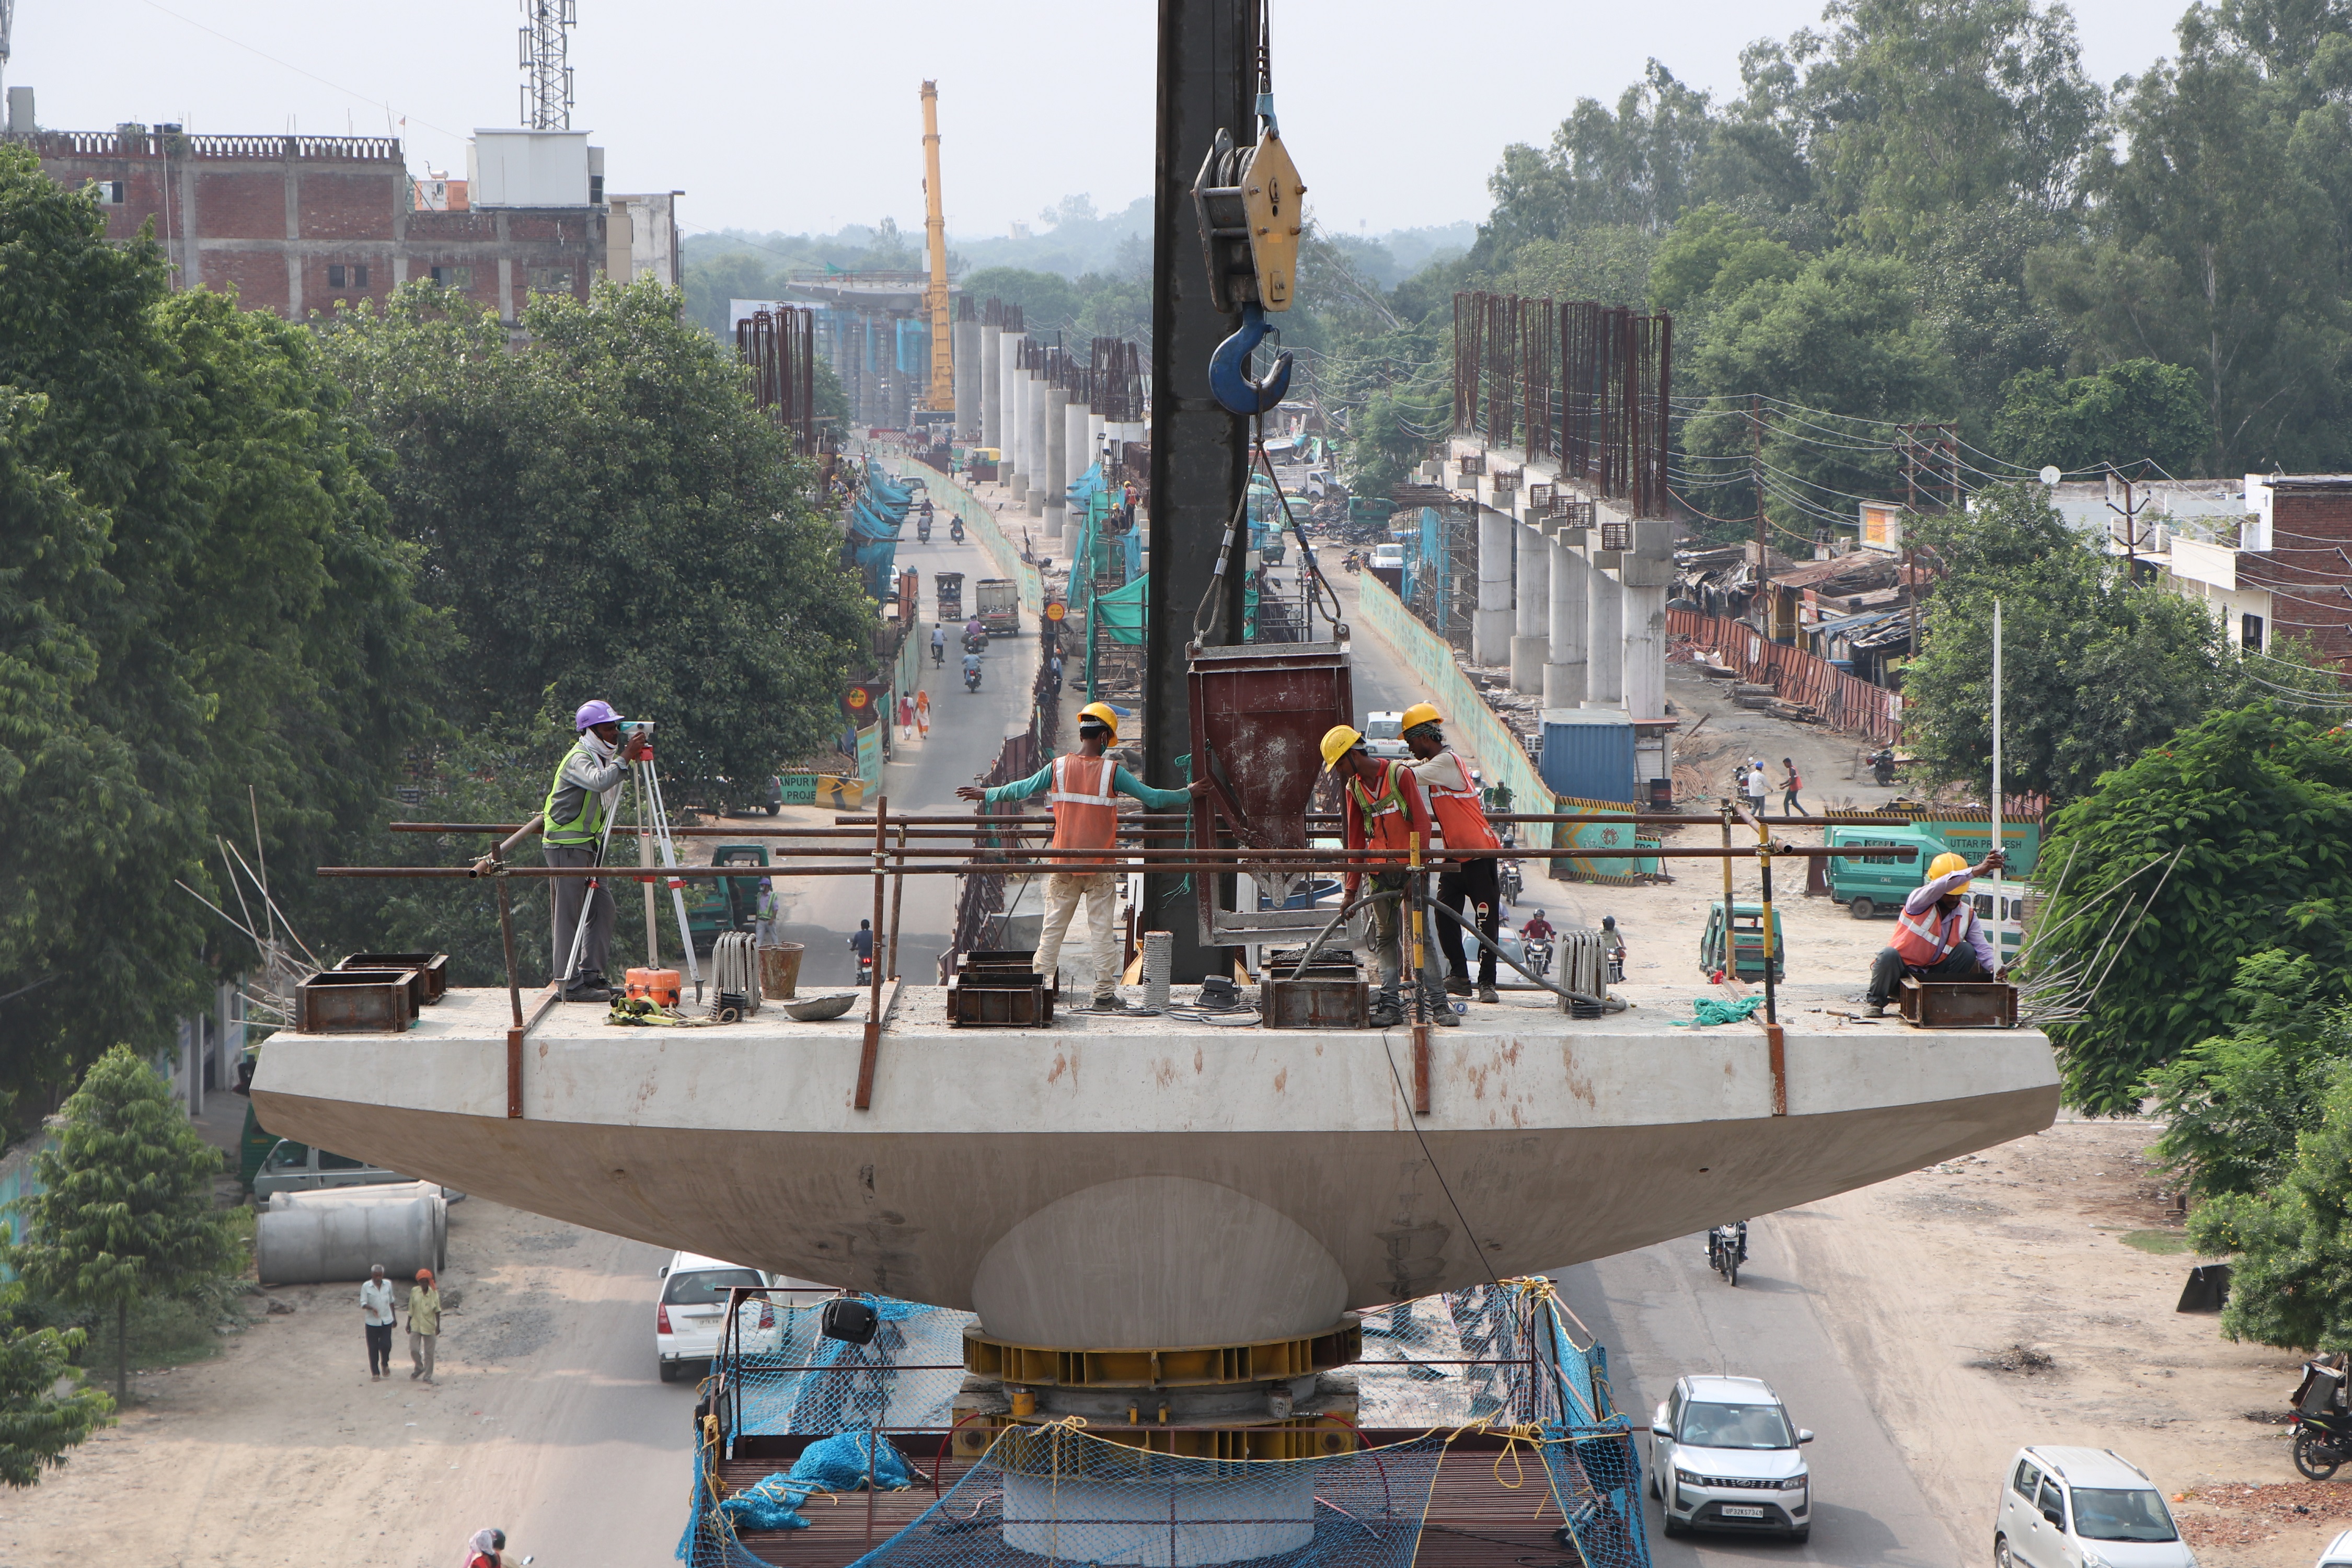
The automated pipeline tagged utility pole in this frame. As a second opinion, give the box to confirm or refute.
[2106,466,2143,579]
[1750,394,1773,641]
[1143,0,1259,983]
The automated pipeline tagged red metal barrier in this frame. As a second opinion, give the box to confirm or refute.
[1667,610,1901,744]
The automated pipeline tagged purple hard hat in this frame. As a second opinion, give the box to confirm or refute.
[575,699,619,731]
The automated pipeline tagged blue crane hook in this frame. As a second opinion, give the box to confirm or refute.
[1209,302,1293,417]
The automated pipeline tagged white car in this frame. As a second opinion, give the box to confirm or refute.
[655,1251,779,1381]
[1648,1374,1813,1541]
[1995,1447,2195,1568]
[1368,543,1406,572]
[2320,1528,2352,1568]
[1362,710,1410,761]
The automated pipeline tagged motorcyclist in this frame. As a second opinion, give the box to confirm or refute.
[464,1529,516,1568]
[963,651,983,689]
[965,616,986,648]
[930,625,946,666]
[1520,909,1555,942]
[950,515,964,542]
[849,919,874,981]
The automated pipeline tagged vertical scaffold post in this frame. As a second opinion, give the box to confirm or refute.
[856,797,888,1110]
[1410,829,1431,1115]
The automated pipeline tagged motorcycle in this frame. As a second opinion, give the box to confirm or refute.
[1707,1221,1749,1286]
[856,954,875,987]
[2297,1412,2352,1479]
[1342,550,1362,573]
[917,516,931,543]
[964,665,983,693]
[950,518,965,543]
[1498,860,1524,906]
[963,629,989,654]
[1867,746,1898,787]
[1520,936,1554,981]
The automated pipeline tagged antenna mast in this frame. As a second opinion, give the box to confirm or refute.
[518,0,577,130]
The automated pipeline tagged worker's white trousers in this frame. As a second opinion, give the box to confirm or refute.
[1035,871,1120,998]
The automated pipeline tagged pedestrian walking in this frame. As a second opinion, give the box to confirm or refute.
[408,1267,442,1383]
[898,693,915,742]
[1744,760,1768,815]
[360,1263,396,1379]
[914,689,931,737]
[1781,757,1804,816]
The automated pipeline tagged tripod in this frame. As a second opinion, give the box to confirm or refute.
[559,751,703,1004]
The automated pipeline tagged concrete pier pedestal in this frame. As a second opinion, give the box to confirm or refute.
[1043,385,1069,539]
[1585,563,1624,708]
[1545,533,1588,709]
[1473,510,1513,667]
[1510,523,1548,694]
[980,321,1003,451]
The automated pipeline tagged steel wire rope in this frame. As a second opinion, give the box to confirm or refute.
[1376,1030,1508,1297]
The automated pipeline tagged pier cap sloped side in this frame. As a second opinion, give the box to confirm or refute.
[251,983,2057,1349]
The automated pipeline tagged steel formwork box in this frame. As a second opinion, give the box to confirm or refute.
[296,969,420,1034]
[1187,640,1354,945]
[339,952,449,1005]
[1897,977,2018,1029]
[1260,950,1368,1029]
[948,949,1055,1028]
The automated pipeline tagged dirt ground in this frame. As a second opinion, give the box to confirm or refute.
[0,1196,679,1568]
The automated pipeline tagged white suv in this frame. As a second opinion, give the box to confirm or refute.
[1994,1447,2195,1568]
[1648,1374,1813,1541]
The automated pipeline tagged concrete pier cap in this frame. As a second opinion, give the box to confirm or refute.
[251,984,2058,1356]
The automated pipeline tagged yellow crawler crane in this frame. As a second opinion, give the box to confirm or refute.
[919,80,953,413]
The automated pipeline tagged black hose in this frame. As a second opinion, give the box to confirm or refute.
[1428,901,1620,1011]
[1284,889,1404,982]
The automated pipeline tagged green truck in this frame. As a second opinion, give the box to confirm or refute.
[681,843,771,952]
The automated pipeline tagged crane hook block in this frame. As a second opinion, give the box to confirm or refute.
[1209,303,1293,417]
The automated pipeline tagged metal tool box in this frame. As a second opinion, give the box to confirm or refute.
[296,969,422,1034]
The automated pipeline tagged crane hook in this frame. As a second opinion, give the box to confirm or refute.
[1209,302,1293,417]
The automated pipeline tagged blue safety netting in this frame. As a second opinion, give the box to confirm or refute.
[679,1280,1652,1568]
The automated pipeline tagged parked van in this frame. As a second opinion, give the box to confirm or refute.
[1826,824,2028,962]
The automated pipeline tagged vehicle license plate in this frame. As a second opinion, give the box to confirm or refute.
[1720,1506,1765,1519]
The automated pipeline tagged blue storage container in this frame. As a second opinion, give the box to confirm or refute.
[1538,709,1638,804]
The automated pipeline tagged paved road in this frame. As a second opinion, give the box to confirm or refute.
[1554,1220,1959,1567]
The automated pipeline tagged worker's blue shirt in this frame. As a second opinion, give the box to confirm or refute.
[849,930,874,959]
[983,760,1192,811]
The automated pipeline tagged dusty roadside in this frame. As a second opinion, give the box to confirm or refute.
[0,1200,689,1568]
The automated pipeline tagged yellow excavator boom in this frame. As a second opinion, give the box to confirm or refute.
[919,81,953,414]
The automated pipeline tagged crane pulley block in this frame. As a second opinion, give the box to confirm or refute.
[1192,125,1306,315]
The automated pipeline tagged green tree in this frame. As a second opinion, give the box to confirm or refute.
[317,280,872,800]
[4,1047,243,1402]
[2033,702,2352,1113]
[958,268,1081,336]
[2190,1070,2352,1350]
[1991,358,2209,474]
[0,1278,113,1488]
[0,143,433,1118]
[1491,228,1658,308]
[2028,5,2352,472]
[1901,484,2239,801]
[2146,950,2352,1201]
[1475,61,1721,260]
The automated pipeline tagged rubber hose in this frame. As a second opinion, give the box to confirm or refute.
[1285,889,1405,982]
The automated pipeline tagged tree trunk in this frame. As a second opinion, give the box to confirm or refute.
[117,1297,128,1404]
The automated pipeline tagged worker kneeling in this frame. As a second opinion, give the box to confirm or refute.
[958,703,1205,1009]
[1323,724,1455,1029]
[1864,849,2005,1017]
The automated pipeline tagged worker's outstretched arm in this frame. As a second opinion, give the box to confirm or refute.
[955,763,1054,804]
[1111,767,1202,810]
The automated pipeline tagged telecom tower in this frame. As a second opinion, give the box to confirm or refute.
[517,0,576,130]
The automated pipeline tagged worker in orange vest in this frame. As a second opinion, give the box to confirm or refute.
[959,702,1205,1009]
[1863,848,2005,1015]
[1400,702,1503,1004]
[1321,724,1456,1029]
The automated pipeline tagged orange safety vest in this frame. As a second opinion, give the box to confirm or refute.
[1419,752,1499,852]
[1893,895,1971,966]
[1347,760,1424,866]
[1046,753,1120,861]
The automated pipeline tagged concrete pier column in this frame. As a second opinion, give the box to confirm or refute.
[1623,582,1668,720]
[979,321,1002,452]
[1001,332,1027,499]
[1043,384,1069,539]
[1473,509,1514,666]
[953,316,981,439]
[1585,564,1624,707]
[1027,367,1051,516]
[1086,410,1106,475]
[1544,533,1588,709]
[1511,524,1548,694]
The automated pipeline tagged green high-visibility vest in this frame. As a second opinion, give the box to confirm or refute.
[543,741,608,848]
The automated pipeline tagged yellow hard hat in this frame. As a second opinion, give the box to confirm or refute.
[1399,701,1443,734]
[1926,851,1971,886]
[1319,724,1366,771]
[1078,702,1119,738]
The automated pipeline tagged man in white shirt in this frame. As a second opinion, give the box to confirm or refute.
[359,1264,397,1380]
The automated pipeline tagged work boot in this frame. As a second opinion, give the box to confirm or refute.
[1477,985,1501,1005]
[1367,992,1403,1028]
[1445,975,1473,997]
[562,982,612,1004]
[1865,1001,1888,1018]
[1090,991,1129,1011]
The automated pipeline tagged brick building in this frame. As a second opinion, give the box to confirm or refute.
[2163,475,2352,668]
[11,118,677,325]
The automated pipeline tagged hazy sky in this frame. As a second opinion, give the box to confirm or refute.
[18,1,2188,241]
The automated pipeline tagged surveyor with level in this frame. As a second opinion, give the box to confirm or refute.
[544,699,652,1003]
[1321,724,1456,1029]
[957,703,1206,1009]
[1861,848,2005,1016]
[1399,702,1503,1005]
